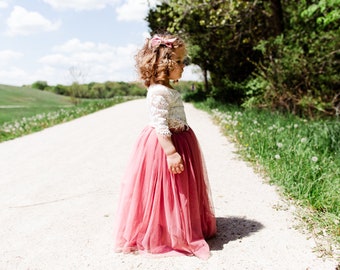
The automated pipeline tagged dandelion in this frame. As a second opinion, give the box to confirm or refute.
[226,115,232,120]
[275,154,281,160]
[3,127,11,133]
[301,137,307,143]
[276,142,283,148]
[311,156,318,162]
[232,120,238,126]
[294,124,299,128]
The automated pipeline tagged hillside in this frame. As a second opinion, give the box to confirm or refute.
[0,84,73,124]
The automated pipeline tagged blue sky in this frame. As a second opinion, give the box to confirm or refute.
[0,0,201,86]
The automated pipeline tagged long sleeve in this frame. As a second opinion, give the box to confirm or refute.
[146,84,188,136]
[147,86,172,136]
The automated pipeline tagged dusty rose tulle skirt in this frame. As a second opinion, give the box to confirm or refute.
[113,126,216,259]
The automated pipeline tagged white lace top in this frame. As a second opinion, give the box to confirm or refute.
[147,84,189,136]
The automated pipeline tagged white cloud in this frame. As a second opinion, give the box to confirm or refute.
[116,0,157,22]
[43,0,119,11]
[52,39,96,53]
[0,38,202,86]
[0,67,29,85]
[38,39,139,84]
[39,54,72,67]
[0,50,23,65]
[6,6,61,36]
[0,0,8,9]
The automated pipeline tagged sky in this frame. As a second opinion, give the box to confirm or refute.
[0,0,201,86]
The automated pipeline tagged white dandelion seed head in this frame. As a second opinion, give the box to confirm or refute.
[301,138,307,143]
[311,156,318,162]
[276,142,283,148]
[275,154,281,160]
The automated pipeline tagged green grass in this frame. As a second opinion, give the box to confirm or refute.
[0,84,139,142]
[195,99,340,247]
[0,84,73,124]
[0,97,138,143]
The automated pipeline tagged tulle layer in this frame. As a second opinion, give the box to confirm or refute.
[113,126,216,259]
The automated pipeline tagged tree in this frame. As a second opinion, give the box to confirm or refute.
[31,81,48,90]
[249,0,340,117]
[68,65,88,104]
[147,0,281,103]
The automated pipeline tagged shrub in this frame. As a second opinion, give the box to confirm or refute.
[31,81,48,90]
[182,83,207,102]
[245,1,340,118]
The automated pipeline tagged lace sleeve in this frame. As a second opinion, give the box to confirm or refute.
[147,86,172,136]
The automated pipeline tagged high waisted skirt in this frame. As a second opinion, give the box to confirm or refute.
[113,126,216,259]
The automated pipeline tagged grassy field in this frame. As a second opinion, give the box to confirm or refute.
[0,84,138,142]
[196,99,340,252]
[0,84,73,124]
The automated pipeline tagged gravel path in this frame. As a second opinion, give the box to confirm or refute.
[0,99,337,270]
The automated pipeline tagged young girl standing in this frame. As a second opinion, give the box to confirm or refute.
[113,34,216,259]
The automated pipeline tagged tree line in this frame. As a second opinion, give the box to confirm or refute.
[31,80,199,102]
[31,80,147,99]
[147,0,339,118]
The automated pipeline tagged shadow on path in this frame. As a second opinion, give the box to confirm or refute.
[208,216,264,251]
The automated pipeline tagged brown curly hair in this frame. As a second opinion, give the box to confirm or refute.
[135,34,186,87]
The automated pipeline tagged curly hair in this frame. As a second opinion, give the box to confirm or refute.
[135,34,186,87]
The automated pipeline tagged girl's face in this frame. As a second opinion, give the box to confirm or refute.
[169,46,186,81]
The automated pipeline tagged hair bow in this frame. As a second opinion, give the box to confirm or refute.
[150,35,177,48]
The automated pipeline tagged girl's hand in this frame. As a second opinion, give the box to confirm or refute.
[166,152,184,174]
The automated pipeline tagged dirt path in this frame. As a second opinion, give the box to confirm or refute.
[0,99,337,270]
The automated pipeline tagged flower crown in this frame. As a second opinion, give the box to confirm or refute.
[150,35,177,48]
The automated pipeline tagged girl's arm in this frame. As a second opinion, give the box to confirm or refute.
[156,134,184,174]
[148,86,184,174]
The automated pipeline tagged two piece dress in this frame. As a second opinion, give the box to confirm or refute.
[113,84,216,259]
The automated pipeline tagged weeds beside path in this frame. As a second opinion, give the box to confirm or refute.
[196,101,340,254]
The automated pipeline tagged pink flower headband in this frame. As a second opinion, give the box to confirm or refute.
[150,35,177,48]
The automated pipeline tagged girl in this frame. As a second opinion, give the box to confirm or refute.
[113,34,216,259]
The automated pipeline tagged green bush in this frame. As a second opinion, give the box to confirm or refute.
[245,1,340,118]
[53,84,69,96]
[209,78,247,104]
[182,83,207,102]
[31,81,48,90]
